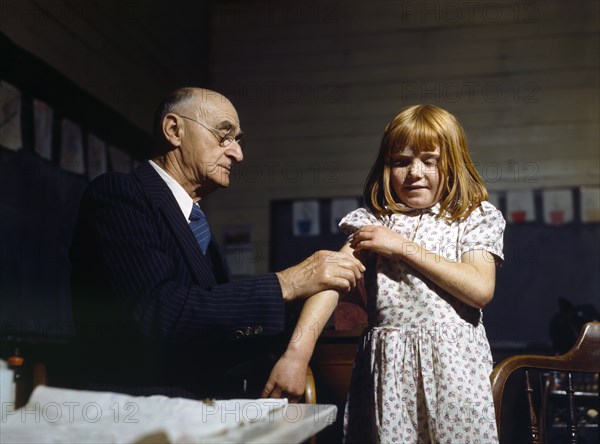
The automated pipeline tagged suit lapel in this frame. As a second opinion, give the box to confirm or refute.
[133,161,216,285]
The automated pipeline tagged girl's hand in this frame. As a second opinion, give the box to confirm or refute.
[261,351,307,402]
[349,225,408,258]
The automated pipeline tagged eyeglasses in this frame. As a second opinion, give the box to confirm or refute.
[175,114,244,148]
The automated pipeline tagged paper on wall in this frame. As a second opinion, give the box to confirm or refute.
[580,186,600,223]
[223,224,255,276]
[542,189,573,225]
[60,118,85,174]
[0,81,22,151]
[293,200,320,236]
[33,99,53,160]
[506,190,535,223]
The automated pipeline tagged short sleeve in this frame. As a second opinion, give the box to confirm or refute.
[339,207,381,237]
[459,201,506,262]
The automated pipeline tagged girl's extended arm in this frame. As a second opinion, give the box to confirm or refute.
[261,243,357,401]
[350,225,496,309]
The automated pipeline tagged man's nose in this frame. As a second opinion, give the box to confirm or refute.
[226,141,244,162]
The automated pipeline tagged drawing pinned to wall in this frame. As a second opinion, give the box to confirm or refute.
[580,186,600,223]
[87,134,107,181]
[542,189,573,226]
[331,198,359,234]
[60,118,84,174]
[33,99,53,160]
[487,191,500,211]
[108,145,131,173]
[293,200,320,236]
[506,190,536,223]
[223,224,255,276]
[0,81,22,151]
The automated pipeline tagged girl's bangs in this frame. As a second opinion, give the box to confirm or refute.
[387,118,442,157]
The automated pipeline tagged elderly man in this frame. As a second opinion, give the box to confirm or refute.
[70,87,363,400]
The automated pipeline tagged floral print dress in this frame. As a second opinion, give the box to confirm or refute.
[341,201,505,444]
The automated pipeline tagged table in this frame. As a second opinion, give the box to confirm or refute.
[0,386,337,443]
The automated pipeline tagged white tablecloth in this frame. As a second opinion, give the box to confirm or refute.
[0,386,337,443]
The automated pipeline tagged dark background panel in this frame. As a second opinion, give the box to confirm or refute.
[270,196,600,347]
[1,32,150,352]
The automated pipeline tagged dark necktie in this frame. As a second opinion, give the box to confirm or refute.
[189,204,211,254]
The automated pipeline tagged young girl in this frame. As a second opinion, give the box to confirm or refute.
[340,104,505,443]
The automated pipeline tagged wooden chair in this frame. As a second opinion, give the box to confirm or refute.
[304,365,317,404]
[490,322,600,443]
[304,366,318,444]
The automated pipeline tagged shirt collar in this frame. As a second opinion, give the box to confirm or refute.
[388,202,442,216]
[148,160,195,220]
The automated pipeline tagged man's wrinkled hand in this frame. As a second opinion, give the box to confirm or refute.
[276,250,365,301]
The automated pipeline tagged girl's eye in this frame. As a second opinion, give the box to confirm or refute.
[393,159,410,167]
[424,159,438,166]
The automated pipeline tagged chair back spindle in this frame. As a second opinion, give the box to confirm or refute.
[566,372,578,444]
[524,370,541,443]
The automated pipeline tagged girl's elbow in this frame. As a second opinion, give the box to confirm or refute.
[474,286,495,309]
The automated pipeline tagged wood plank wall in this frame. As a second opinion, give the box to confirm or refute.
[208,0,600,274]
[0,0,209,132]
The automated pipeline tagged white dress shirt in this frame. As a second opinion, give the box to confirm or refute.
[148,160,196,221]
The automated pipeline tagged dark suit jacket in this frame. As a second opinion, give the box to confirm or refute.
[69,161,285,398]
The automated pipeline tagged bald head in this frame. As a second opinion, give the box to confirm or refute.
[150,87,233,157]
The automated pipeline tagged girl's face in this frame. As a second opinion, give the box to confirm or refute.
[390,146,444,209]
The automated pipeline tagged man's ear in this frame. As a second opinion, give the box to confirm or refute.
[162,113,183,147]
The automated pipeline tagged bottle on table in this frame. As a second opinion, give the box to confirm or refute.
[8,348,27,409]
